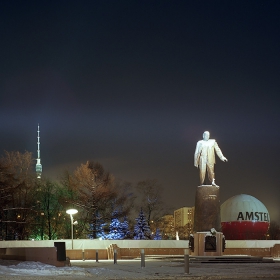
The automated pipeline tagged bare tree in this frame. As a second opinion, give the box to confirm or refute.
[63,161,134,239]
[32,180,67,240]
[0,151,37,240]
[135,179,167,226]
[153,215,175,240]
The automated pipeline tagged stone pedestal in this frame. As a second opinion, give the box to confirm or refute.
[191,185,223,256]
[193,185,221,232]
[193,232,224,256]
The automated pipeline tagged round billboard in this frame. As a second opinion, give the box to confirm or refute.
[221,194,270,240]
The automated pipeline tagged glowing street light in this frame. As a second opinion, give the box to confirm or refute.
[66,209,78,249]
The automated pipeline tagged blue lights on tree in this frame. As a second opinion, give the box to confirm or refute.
[133,208,151,240]
[88,213,106,239]
[153,228,162,240]
[121,216,131,239]
[105,210,121,240]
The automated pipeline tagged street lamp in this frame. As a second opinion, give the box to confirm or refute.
[66,209,78,249]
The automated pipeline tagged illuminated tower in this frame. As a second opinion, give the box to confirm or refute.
[36,124,42,179]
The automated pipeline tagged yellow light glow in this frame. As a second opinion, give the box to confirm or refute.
[66,209,78,215]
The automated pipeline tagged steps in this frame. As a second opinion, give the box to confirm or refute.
[189,256,275,263]
[140,255,275,263]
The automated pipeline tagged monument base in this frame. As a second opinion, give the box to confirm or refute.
[193,185,221,232]
[191,232,224,256]
[191,184,224,256]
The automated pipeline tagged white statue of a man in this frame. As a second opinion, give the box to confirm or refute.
[194,131,227,186]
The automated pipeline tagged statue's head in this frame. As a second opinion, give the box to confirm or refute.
[203,131,210,141]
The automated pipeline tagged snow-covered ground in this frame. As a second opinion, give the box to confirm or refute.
[0,260,88,277]
[0,259,280,279]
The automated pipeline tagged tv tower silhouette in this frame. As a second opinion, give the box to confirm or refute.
[36,124,42,179]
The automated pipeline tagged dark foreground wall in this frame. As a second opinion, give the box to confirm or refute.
[0,247,65,266]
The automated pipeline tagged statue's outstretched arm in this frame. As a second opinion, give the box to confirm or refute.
[214,142,228,162]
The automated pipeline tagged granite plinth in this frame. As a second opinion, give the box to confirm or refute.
[192,232,224,256]
[193,185,221,232]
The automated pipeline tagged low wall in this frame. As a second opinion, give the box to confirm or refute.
[65,246,280,260]
[66,249,108,260]
[225,240,280,248]
[1,240,280,260]
[119,248,186,259]
[271,244,280,258]
[65,247,187,260]
[0,240,188,250]
[1,239,280,250]
[224,248,272,257]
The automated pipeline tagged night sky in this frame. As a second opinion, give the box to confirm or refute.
[1,1,280,221]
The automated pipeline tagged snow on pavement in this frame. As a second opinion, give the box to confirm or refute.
[0,260,89,276]
[0,259,280,279]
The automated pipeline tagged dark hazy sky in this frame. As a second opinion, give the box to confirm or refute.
[1,1,280,220]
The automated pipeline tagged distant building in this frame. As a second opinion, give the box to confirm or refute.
[174,207,195,227]
[174,207,195,238]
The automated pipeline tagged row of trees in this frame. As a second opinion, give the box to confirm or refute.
[92,208,162,240]
[0,151,175,240]
[3,150,278,241]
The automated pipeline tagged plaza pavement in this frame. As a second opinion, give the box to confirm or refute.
[0,257,279,280]
[69,258,280,279]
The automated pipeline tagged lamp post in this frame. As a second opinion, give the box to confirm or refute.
[66,209,78,249]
